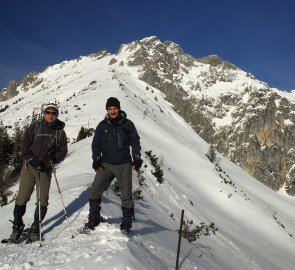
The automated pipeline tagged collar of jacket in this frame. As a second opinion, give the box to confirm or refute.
[40,118,65,130]
[105,110,127,126]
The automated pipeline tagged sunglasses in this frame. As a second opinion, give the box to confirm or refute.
[45,111,57,116]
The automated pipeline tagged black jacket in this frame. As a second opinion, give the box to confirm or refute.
[22,119,68,170]
[92,111,141,164]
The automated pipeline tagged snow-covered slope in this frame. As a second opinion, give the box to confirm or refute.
[0,52,295,270]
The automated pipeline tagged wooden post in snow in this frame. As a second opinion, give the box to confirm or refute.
[175,209,184,270]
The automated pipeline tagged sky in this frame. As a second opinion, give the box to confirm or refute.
[0,0,295,92]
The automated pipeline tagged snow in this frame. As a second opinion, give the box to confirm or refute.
[212,106,235,128]
[1,52,295,270]
[284,119,294,126]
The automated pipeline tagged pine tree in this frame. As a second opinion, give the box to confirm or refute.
[76,126,95,142]
[145,150,164,183]
[0,121,13,168]
[0,122,13,204]
[76,126,87,142]
[11,123,23,168]
[0,122,24,206]
[5,123,24,186]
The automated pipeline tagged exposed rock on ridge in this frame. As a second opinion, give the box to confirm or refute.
[0,72,42,101]
[123,36,295,194]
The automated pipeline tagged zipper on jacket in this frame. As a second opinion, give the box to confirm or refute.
[113,127,118,161]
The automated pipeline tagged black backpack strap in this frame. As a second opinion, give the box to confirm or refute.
[32,122,41,139]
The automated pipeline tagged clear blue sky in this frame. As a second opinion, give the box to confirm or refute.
[1,0,295,91]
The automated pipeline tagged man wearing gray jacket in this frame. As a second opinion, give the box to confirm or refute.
[84,97,142,233]
[9,103,68,242]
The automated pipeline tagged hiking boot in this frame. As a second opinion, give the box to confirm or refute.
[120,221,132,232]
[13,204,26,224]
[9,222,25,240]
[120,207,134,233]
[28,222,40,242]
[84,198,102,231]
[83,219,100,231]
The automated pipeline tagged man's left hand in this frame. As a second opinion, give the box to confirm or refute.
[132,156,143,171]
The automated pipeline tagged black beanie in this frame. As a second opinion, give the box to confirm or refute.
[106,97,120,109]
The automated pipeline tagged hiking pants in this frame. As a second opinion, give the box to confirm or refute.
[88,163,134,209]
[16,163,52,207]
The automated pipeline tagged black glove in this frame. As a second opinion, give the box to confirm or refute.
[92,157,103,171]
[29,158,42,170]
[44,154,56,167]
[132,155,143,171]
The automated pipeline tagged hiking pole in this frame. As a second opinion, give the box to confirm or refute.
[175,209,184,270]
[37,171,42,247]
[52,164,74,238]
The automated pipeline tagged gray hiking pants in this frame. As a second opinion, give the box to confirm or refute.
[88,163,134,209]
[16,163,52,207]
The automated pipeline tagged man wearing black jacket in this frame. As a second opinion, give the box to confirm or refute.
[9,103,68,242]
[84,97,142,233]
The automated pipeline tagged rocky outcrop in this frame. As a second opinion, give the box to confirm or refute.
[0,80,18,101]
[124,37,295,193]
[20,72,42,91]
[216,90,295,190]
[0,72,42,101]
[88,49,109,59]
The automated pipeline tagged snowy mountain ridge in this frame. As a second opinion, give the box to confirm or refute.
[0,37,295,269]
[3,36,295,192]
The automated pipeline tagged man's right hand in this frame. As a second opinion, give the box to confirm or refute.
[29,158,42,170]
[92,157,104,172]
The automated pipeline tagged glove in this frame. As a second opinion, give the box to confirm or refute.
[132,155,143,171]
[29,158,42,170]
[44,154,56,167]
[92,157,103,171]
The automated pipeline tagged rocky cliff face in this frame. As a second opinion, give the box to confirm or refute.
[0,80,18,101]
[0,72,42,101]
[121,36,295,193]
